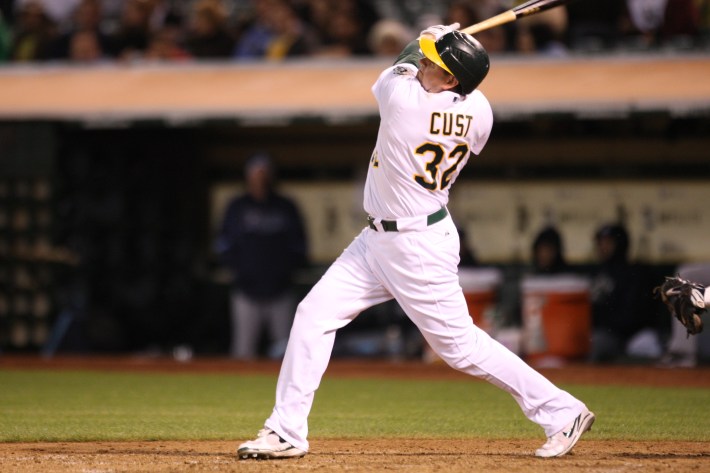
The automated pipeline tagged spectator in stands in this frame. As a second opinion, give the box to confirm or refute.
[185,0,234,59]
[659,0,702,42]
[310,0,380,57]
[14,0,81,32]
[295,0,330,45]
[622,0,701,49]
[514,0,569,56]
[588,223,659,363]
[372,0,445,33]
[444,0,515,54]
[96,0,123,31]
[237,0,287,57]
[50,0,110,60]
[263,0,317,59]
[144,24,190,61]
[366,19,414,58]
[234,0,316,60]
[0,0,12,25]
[566,0,626,51]
[9,0,56,62]
[0,10,11,61]
[145,0,183,35]
[699,0,710,37]
[106,0,152,60]
[525,22,569,57]
[233,0,274,58]
[443,1,479,29]
[216,153,308,359]
[68,28,104,63]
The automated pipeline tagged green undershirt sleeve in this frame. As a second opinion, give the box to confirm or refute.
[394,39,423,67]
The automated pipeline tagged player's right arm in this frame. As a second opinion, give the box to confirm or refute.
[393,40,422,67]
[396,23,460,67]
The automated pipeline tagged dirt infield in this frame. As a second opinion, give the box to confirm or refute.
[2,356,709,472]
[2,439,709,473]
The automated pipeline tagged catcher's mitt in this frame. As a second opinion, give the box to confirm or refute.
[654,276,706,336]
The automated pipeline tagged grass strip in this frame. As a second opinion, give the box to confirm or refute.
[0,370,708,442]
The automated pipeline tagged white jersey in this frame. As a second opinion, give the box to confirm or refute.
[364,63,493,220]
[261,56,590,457]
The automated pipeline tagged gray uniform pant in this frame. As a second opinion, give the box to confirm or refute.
[230,290,295,359]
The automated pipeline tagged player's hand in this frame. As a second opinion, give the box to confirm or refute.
[419,23,460,41]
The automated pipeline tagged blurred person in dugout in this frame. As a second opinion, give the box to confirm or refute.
[216,153,308,359]
[502,226,570,327]
[588,223,660,363]
[531,226,569,275]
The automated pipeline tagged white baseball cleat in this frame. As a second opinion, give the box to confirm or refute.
[535,409,595,458]
[237,428,307,460]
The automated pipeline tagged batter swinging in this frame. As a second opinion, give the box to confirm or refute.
[238,23,595,460]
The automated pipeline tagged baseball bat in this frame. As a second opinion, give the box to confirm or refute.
[460,0,574,35]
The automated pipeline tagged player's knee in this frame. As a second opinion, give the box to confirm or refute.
[430,327,490,370]
[441,351,474,371]
[291,299,331,336]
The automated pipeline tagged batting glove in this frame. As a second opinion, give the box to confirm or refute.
[420,23,460,41]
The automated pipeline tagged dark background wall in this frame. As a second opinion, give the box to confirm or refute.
[1,112,708,355]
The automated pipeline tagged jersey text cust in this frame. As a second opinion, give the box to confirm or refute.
[430,112,473,137]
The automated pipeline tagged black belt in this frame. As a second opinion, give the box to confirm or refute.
[368,207,448,232]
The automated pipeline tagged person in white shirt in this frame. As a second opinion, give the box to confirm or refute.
[238,22,594,461]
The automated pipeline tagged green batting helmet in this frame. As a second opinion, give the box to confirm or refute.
[419,31,490,95]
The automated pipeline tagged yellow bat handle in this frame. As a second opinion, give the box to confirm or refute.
[460,10,517,35]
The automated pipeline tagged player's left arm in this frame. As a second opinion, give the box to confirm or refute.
[471,96,494,155]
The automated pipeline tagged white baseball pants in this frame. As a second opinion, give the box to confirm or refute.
[265,215,586,451]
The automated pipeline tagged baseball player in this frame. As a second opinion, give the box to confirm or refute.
[238,23,594,460]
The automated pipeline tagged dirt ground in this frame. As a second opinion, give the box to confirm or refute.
[1,439,709,473]
[2,356,709,473]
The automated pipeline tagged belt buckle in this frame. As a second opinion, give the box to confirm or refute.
[367,216,377,231]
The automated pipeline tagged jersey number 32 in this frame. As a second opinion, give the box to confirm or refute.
[414,142,469,191]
